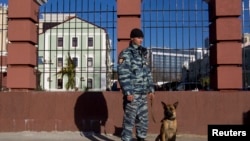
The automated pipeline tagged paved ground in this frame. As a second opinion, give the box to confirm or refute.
[0,131,207,141]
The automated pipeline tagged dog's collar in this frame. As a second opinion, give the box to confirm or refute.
[162,117,176,121]
[168,117,176,121]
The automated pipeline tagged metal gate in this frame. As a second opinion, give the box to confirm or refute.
[142,0,209,90]
[242,0,250,90]
[38,0,117,91]
[1,0,250,91]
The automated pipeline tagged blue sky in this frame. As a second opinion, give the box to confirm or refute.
[38,0,209,49]
[142,0,209,49]
[2,0,250,65]
[2,0,250,49]
[0,0,209,68]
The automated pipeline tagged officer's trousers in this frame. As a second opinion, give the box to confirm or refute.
[121,94,148,141]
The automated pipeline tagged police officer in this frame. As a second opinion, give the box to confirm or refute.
[117,28,155,141]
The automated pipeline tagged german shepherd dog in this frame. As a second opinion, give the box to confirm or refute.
[155,101,179,141]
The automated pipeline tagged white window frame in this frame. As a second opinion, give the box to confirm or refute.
[57,37,63,47]
[87,36,94,48]
[71,36,79,48]
[87,57,93,67]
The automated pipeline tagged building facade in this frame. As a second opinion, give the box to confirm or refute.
[242,33,250,89]
[0,4,7,90]
[38,16,112,91]
[150,47,209,84]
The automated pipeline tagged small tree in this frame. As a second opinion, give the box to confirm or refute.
[57,52,76,90]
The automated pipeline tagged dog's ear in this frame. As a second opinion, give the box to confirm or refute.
[161,101,167,108]
[173,101,179,109]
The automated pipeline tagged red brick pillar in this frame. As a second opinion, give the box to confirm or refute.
[209,0,242,90]
[7,0,43,91]
[117,0,142,54]
[116,0,142,90]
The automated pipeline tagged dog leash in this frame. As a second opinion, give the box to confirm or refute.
[150,98,156,123]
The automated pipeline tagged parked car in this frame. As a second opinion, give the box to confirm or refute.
[176,82,204,91]
[161,81,181,91]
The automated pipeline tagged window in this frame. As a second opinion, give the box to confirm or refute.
[38,56,44,65]
[87,58,93,67]
[72,37,78,47]
[57,57,63,67]
[57,37,63,47]
[88,37,93,47]
[87,78,93,89]
[57,79,63,89]
[73,57,78,67]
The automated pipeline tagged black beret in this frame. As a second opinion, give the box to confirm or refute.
[130,28,144,38]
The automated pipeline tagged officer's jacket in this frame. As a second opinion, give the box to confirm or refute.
[117,43,154,96]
